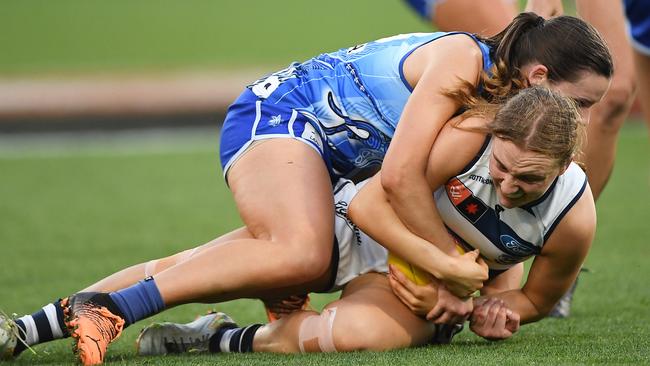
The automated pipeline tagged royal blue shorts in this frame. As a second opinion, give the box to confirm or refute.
[625,0,650,55]
[403,0,438,21]
[219,88,335,181]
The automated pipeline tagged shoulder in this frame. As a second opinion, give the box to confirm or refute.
[403,33,486,89]
[420,33,485,58]
[543,182,596,259]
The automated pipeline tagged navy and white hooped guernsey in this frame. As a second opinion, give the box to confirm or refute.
[433,137,587,272]
[327,137,587,289]
[220,32,493,181]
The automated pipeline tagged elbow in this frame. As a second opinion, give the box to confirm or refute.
[380,165,413,199]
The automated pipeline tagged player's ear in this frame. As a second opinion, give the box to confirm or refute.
[525,64,549,86]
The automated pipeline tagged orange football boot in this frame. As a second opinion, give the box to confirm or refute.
[63,294,125,365]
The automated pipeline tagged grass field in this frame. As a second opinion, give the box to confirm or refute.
[0,0,430,75]
[0,122,648,365]
[2,0,561,76]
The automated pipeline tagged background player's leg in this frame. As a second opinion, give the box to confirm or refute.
[577,0,637,201]
[633,51,650,136]
[432,0,517,37]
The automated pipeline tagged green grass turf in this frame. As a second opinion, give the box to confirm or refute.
[0,122,649,365]
[0,0,429,75]
[0,0,569,76]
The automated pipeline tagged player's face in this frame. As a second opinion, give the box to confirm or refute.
[489,138,563,209]
[544,71,611,124]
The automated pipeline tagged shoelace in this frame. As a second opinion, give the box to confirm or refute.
[0,308,37,356]
[73,304,122,343]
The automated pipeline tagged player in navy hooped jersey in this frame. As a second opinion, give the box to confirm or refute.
[404,0,640,320]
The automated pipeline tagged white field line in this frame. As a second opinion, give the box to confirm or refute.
[0,127,220,159]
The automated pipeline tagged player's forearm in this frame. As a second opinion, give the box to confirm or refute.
[349,182,457,280]
[487,290,546,324]
[381,173,458,256]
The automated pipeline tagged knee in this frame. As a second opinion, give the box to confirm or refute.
[591,76,637,131]
[273,233,333,282]
[332,312,390,352]
[298,307,382,353]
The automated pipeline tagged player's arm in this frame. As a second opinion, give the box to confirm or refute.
[381,34,485,257]
[483,185,596,323]
[480,263,524,296]
[349,118,490,295]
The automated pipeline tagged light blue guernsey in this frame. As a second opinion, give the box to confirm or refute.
[220,32,493,180]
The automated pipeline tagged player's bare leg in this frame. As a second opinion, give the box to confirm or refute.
[137,273,438,355]
[83,227,253,293]
[433,0,517,37]
[633,51,650,136]
[154,139,335,305]
[8,139,336,364]
[577,0,637,201]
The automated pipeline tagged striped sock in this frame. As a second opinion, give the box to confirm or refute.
[13,299,68,356]
[208,324,262,353]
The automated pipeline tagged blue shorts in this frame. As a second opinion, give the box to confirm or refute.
[219,89,334,181]
[403,0,438,21]
[624,0,650,55]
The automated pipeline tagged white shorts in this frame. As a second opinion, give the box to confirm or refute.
[328,179,388,292]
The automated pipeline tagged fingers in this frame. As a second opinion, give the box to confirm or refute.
[466,249,479,260]
[388,274,417,309]
[426,303,445,322]
[389,264,420,294]
[494,307,508,335]
[505,309,520,333]
[471,297,499,328]
[470,297,519,340]
[476,256,489,272]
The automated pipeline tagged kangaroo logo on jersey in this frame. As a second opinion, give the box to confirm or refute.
[446,178,488,223]
[322,92,390,150]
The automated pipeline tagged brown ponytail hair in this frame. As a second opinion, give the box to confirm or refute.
[485,13,613,100]
[449,13,614,106]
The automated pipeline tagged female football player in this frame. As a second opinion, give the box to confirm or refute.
[135,86,594,354]
[405,0,637,320]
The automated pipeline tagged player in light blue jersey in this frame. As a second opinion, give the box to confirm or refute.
[219,13,613,324]
[0,14,615,365]
[133,87,596,355]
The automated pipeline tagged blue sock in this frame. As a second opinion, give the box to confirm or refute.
[109,277,165,326]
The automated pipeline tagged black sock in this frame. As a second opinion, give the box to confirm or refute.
[208,324,262,353]
[13,299,69,356]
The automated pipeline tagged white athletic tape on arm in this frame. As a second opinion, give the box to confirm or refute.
[298,307,338,353]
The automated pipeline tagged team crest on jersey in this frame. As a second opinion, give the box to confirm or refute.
[494,234,540,265]
[446,178,488,223]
